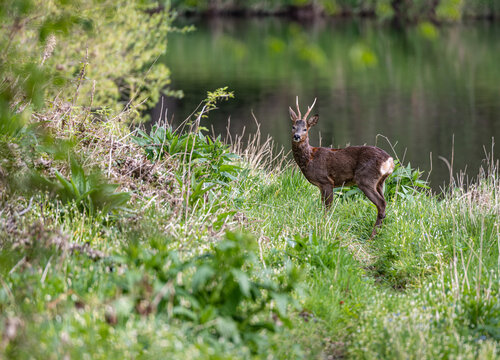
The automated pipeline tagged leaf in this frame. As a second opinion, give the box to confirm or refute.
[54,170,74,198]
[272,292,289,316]
[172,306,198,321]
[231,269,251,297]
[191,265,215,292]
[199,306,216,324]
[249,321,276,332]
[70,157,86,192]
[168,136,179,154]
[215,317,241,343]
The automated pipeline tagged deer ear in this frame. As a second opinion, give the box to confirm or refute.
[307,114,319,127]
[289,107,298,122]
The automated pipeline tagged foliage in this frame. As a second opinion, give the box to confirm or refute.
[1,0,178,134]
[169,0,500,20]
[32,156,130,215]
[194,86,235,122]
[0,0,171,211]
[383,160,429,199]
[0,0,91,137]
[134,125,240,180]
[113,230,300,353]
[35,0,181,121]
[133,88,240,207]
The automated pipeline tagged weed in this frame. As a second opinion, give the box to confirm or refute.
[110,230,300,354]
[31,156,130,215]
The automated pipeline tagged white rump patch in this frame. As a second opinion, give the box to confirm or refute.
[380,157,395,176]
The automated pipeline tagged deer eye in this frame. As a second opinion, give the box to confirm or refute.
[292,126,296,131]
[303,129,307,132]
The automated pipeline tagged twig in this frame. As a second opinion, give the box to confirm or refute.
[9,256,26,275]
[41,256,52,284]
[107,136,114,177]
[16,197,33,216]
[82,79,96,124]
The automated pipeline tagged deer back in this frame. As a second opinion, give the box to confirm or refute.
[295,145,392,187]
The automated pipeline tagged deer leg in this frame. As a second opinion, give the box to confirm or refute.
[376,174,389,199]
[376,176,389,225]
[319,185,334,209]
[357,183,386,238]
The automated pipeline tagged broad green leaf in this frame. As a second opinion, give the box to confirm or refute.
[231,269,251,297]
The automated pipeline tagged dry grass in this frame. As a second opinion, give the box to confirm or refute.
[30,97,184,213]
[227,112,291,174]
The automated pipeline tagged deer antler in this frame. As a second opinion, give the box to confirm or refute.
[295,96,302,120]
[303,97,317,121]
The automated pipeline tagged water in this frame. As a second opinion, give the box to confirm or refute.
[154,17,500,189]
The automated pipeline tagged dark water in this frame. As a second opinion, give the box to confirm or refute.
[154,17,500,189]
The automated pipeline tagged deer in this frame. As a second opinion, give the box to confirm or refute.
[289,97,395,238]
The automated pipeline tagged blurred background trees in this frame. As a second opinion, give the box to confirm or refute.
[169,0,500,21]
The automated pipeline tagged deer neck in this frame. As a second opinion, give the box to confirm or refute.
[292,138,312,171]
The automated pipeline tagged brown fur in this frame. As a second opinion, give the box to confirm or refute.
[289,103,394,238]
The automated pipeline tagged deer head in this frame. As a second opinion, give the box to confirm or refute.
[289,97,318,143]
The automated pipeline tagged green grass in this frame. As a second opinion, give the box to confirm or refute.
[1,129,499,358]
[236,164,499,358]
[1,105,499,359]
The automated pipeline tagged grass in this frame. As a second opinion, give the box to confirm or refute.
[1,89,499,358]
[236,155,499,358]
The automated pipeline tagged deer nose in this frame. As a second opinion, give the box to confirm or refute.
[293,134,301,141]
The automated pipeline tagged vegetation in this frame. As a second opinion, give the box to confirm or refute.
[1,0,499,359]
[172,0,500,22]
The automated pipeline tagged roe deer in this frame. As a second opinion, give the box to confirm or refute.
[289,97,394,238]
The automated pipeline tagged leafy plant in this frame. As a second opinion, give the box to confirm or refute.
[113,231,300,353]
[133,88,240,208]
[384,160,429,200]
[32,156,130,215]
[134,125,240,180]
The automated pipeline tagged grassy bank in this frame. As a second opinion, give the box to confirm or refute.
[241,159,499,358]
[1,101,499,357]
